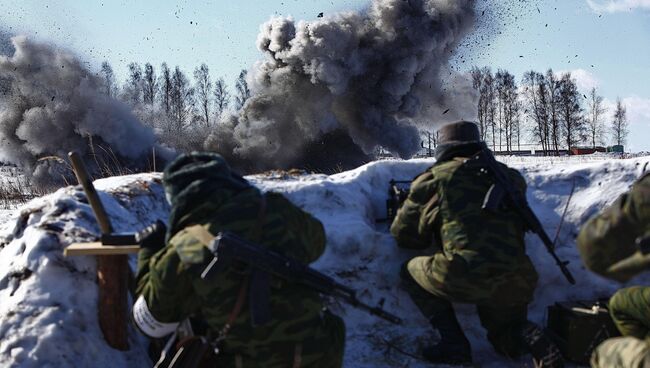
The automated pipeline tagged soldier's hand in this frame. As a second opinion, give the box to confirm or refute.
[139,220,167,252]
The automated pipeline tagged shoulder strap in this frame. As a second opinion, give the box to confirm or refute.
[184,191,267,248]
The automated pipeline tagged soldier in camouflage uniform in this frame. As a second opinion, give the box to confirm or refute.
[391,121,563,367]
[132,152,345,367]
[577,172,650,368]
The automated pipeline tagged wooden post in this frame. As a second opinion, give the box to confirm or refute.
[68,152,129,351]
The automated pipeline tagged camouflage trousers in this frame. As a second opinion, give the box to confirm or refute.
[590,286,650,368]
[591,337,650,368]
[211,311,346,368]
[399,263,529,357]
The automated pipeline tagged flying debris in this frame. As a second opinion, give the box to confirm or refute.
[205,0,478,173]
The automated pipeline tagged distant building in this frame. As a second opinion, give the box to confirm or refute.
[569,146,607,155]
[607,145,625,153]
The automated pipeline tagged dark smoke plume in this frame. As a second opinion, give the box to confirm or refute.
[0,36,160,188]
[206,0,478,172]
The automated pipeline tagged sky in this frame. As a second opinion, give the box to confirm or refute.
[0,0,648,152]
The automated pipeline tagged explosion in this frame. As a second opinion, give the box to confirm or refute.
[205,0,478,172]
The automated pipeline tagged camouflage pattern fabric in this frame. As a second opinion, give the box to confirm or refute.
[390,149,538,306]
[136,153,345,367]
[609,286,650,341]
[577,173,650,282]
[591,337,650,368]
[577,173,650,367]
[399,263,529,357]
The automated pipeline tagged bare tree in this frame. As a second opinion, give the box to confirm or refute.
[99,61,117,98]
[169,66,194,132]
[522,71,550,154]
[545,70,561,154]
[471,67,489,141]
[494,70,519,152]
[123,62,143,105]
[193,63,212,128]
[495,70,506,151]
[502,71,519,151]
[480,69,496,150]
[512,97,523,151]
[142,63,157,105]
[213,77,230,121]
[557,72,585,151]
[611,98,628,147]
[586,87,607,148]
[234,69,251,110]
[159,62,172,115]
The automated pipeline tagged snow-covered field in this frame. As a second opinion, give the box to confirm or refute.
[0,155,649,367]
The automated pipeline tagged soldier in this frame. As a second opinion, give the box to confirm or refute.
[391,121,563,367]
[576,171,650,368]
[132,152,345,367]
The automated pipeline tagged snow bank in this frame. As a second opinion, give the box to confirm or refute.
[0,156,649,367]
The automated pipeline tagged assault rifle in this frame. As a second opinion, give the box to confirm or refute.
[200,230,402,325]
[386,180,411,222]
[477,143,576,284]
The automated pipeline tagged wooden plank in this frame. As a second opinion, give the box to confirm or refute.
[69,152,129,350]
[65,242,140,256]
[97,255,129,349]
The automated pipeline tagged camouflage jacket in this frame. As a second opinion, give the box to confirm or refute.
[391,145,538,305]
[135,185,339,363]
[577,173,650,282]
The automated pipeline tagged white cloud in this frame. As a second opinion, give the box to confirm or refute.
[623,96,650,127]
[586,0,650,13]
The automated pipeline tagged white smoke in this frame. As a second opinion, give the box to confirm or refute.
[206,0,478,172]
[0,36,158,187]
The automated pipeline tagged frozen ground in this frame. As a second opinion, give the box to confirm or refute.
[0,154,649,367]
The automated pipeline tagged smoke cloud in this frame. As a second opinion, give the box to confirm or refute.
[206,0,478,172]
[0,36,159,188]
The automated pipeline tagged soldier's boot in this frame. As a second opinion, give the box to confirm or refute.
[422,312,473,365]
[521,322,564,368]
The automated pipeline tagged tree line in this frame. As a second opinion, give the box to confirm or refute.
[98,61,251,152]
[469,67,628,154]
[98,60,630,157]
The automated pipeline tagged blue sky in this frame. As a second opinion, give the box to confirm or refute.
[0,0,649,151]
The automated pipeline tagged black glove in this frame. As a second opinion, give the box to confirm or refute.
[138,220,167,252]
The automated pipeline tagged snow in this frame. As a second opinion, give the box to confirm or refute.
[1,155,649,367]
